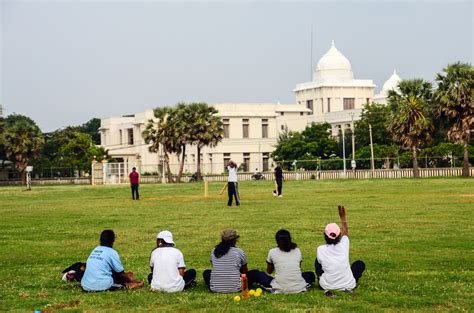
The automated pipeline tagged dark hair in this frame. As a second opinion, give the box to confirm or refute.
[132,167,136,170]
[324,233,342,245]
[100,230,115,247]
[275,229,297,252]
[157,238,175,248]
[214,238,237,258]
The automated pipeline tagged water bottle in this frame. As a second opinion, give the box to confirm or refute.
[240,274,249,299]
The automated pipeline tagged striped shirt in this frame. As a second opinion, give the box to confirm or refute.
[210,247,247,293]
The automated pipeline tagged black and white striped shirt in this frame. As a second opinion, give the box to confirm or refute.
[210,247,247,293]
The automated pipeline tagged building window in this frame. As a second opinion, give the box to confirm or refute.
[321,99,324,113]
[191,154,195,164]
[127,128,134,145]
[280,112,284,116]
[242,119,249,138]
[119,130,123,145]
[262,153,269,172]
[261,119,268,138]
[343,98,355,110]
[223,119,230,138]
[327,98,331,112]
[300,112,303,116]
[306,100,313,114]
[243,153,250,172]
[366,98,370,105]
[223,153,231,171]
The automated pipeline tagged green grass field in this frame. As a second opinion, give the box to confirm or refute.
[0,178,473,312]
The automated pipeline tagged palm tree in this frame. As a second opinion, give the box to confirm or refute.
[186,103,224,181]
[142,107,176,183]
[434,62,474,177]
[387,79,434,178]
[167,103,194,182]
[2,114,44,182]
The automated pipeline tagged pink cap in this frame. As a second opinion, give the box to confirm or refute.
[325,223,341,239]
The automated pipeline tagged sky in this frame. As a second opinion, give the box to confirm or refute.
[1,0,473,132]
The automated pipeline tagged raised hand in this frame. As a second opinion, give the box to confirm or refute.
[338,205,346,219]
[338,205,348,236]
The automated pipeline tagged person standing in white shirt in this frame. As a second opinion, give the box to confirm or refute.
[227,160,240,206]
[148,230,196,292]
[316,206,365,297]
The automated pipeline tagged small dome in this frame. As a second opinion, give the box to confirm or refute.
[314,40,353,80]
[382,70,401,93]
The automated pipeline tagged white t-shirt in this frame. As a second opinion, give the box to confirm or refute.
[227,166,238,182]
[149,247,186,292]
[317,235,356,290]
[267,247,308,294]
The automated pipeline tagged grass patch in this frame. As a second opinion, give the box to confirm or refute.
[0,178,473,312]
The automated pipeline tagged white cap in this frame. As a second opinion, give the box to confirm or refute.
[157,230,174,244]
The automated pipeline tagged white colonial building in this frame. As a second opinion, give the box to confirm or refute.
[99,41,399,175]
[294,40,376,135]
[99,103,311,175]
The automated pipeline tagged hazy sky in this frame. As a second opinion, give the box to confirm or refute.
[1,0,473,132]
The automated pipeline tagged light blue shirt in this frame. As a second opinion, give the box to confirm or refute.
[81,246,124,291]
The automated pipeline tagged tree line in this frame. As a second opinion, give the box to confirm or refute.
[0,115,105,181]
[272,62,473,177]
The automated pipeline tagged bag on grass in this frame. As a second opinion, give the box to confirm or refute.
[62,262,86,282]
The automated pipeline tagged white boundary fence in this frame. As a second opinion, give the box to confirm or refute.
[89,164,471,185]
[2,166,470,186]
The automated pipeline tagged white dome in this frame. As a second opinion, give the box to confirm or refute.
[314,40,353,80]
[380,70,402,97]
[382,70,401,93]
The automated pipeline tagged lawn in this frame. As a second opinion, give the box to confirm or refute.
[0,178,473,312]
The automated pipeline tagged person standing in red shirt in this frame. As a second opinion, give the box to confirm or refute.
[129,167,140,200]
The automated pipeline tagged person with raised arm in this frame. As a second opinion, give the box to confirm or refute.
[315,206,365,297]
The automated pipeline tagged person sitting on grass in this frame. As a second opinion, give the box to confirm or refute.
[253,229,315,293]
[81,229,143,292]
[315,206,366,297]
[203,228,257,293]
[148,230,196,292]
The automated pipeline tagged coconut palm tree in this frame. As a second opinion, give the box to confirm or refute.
[434,62,474,177]
[186,103,224,181]
[167,103,194,182]
[142,107,176,183]
[387,79,434,178]
[2,114,44,182]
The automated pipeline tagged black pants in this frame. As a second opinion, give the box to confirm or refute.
[131,184,139,200]
[202,269,258,291]
[147,269,196,289]
[253,270,315,288]
[315,259,365,287]
[227,182,240,206]
[274,179,283,196]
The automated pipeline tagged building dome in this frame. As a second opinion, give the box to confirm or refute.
[381,70,401,94]
[314,41,354,80]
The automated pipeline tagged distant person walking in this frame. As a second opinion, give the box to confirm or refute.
[129,167,140,200]
[227,161,240,206]
[273,163,284,198]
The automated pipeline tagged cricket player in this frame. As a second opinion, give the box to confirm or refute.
[227,161,240,206]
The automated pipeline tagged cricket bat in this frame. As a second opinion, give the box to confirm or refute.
[218,182,228,195]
